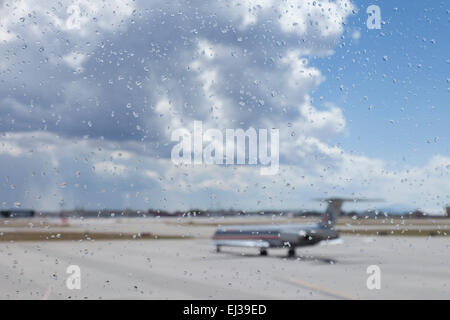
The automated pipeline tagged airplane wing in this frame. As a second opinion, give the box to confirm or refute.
[213,239,270,248]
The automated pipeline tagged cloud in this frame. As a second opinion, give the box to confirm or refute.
[0,1,448,212]
[63,52,88,73]
[0,131,449,212]
[0,0,353,145]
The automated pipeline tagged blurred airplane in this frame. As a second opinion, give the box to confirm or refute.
[213,198,378,257]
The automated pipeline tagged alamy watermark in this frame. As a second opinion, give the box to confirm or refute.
[366,265,381,290]
[366,5,381,30]
[171,121,279,175]
[66,265,81,290]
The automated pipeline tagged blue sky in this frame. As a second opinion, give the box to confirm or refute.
[311,0,449,167]
[0,0,448,213]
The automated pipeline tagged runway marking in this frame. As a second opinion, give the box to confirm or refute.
[284,277,358,300]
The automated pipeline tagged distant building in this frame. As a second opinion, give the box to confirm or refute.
[410,210,425,218]
[446,206,450,217]
[1,209,35,218]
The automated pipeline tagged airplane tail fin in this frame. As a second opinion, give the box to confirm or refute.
[316,197,383,227]
[320,198,344,227]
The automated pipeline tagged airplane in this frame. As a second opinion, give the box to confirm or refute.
[213,198,376,257]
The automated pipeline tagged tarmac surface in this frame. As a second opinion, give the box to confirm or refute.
[0,235,449,299]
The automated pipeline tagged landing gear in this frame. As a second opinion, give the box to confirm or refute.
[287,247,296,257]
[216,246,221,253]
[259,248,268,256]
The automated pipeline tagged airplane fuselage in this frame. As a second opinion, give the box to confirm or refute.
[212,198,368,256]
[213,223,339,249]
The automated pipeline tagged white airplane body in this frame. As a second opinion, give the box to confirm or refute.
[213,198,375,257]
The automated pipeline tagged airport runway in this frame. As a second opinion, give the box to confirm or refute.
[0,236,448,299]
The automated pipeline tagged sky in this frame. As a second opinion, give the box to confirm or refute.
[0,0,448,213]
